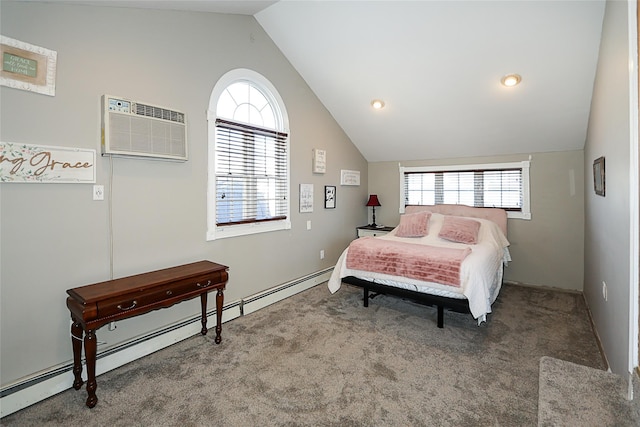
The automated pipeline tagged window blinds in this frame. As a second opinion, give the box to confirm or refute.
[404,168,523,211]
[215,119,288,226]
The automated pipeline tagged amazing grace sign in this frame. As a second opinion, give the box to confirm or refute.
[0,142,96,183]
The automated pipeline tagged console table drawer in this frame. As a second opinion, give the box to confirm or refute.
[95,273,225,319]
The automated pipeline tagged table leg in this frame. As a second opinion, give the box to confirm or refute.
[215,288,224,344]
[200,292,208,336]
[84,330,98,408]
[71,320,84,390]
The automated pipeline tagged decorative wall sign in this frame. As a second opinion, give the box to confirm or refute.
[593,156,605,196]
[312,148,326,173]
[299,183,313,213]
[1,35,57,96]
[0,142,96,183]
[340,169,360,186]
[324,185,336,209]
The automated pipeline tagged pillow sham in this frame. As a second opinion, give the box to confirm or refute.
[395,211,431,237]
[438,215,481,244]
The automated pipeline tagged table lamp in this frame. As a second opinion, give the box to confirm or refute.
[366,194,381,227]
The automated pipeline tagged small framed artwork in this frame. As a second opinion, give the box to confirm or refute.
[593,156,605,196]
[324,185,336,209]
[300,183,313,213]
[312,148,326,174]
[1,35,57,96]
[340,169,360,186]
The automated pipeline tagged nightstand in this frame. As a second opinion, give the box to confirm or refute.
[356,225,395,238]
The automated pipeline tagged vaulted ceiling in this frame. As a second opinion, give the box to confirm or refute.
[255,1,605,162]
[27,0,606,162]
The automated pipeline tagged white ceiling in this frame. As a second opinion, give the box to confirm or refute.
[22,0,606,162]
[12,0,278,15]
[255,1,606,162]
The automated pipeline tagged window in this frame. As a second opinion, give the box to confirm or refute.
[208,69,290,240]
[400,161,531,219]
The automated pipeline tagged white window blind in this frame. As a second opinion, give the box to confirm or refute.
[401,161,531,219]
[215,119,288,226]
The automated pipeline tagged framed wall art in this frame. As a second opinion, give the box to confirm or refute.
[312,148,326,174]
[0,141,96,183]
[324,185,336,209]
[593,156,605,197]
[299,183,313,213]
[1,35,57,96]
[340,169,360,186]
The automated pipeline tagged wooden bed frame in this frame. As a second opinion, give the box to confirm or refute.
[343,204,508,328]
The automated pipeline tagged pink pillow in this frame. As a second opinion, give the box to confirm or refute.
[395,211,431,237]
[438,216,481,244]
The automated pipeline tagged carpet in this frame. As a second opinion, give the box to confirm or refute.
[1,283,607,426]
[538,356,640,426]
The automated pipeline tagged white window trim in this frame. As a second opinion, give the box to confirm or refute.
[207,69,291,240]
[398,160,531,220]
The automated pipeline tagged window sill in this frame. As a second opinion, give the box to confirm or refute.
[207,219,291,240]
[507,211,531,220]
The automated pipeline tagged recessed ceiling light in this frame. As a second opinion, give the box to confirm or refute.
[371,99,385,109]
[501,74,522,87]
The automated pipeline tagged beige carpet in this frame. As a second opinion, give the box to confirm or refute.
[538,356,640,426]
[1,283,609,426]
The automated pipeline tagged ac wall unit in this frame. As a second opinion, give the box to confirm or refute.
[101,95,188,161]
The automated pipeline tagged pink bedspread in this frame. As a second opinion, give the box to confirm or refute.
[345,237,471,287]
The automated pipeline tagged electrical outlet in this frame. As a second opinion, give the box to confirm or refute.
[93,185,104,201]
[320,250,325,259]
[108,321,117,331]
[602,281,608,301]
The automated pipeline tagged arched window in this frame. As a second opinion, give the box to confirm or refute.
[207,69,290,240]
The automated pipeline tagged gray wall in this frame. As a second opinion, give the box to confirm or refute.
[368,150,585,291]
[0,2,367,386]
[584,0,633,377]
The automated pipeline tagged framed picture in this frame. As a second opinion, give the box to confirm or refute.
[1,35,57,96]
[299,183,313,213]
[0,141,96,183]
[324,185,336,209]
[593,156,605,196]
[340,169,360,186]
[312,148,326,174]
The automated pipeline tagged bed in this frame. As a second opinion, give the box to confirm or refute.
[328,204,511,327]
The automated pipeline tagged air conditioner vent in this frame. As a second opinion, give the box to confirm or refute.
[101,95,188,161]
[133,102,185,124]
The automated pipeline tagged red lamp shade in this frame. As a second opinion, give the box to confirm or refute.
[366,194,381,207]
[366,195,381,227]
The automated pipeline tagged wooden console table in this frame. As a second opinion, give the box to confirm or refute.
[66,260,228,408]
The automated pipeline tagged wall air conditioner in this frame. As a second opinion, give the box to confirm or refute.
[101,95,188,161]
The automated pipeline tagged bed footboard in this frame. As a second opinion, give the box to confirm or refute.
[341,276,471,328]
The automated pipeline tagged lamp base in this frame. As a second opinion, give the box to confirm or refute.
[370,206,377,228]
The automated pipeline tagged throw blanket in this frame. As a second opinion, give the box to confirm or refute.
[346,237,472,287]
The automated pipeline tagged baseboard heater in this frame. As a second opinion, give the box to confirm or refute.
[0,267,333,417]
